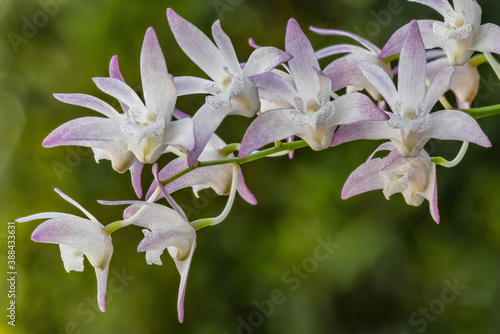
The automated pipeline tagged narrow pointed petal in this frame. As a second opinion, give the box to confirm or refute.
[422,66,454,113]
[211,20,240,74]
[43,117,110,147]
[16,212,76,222]
[408,0,454,17]
[242,47,292,77]
[237,167,257,205]
[173,76,215,96]
[315,44,369,59]
[472,23,500,54]
[164,118,195,151]
[152,164,188,221]
[342,158,384,199]
[379,20,442,59]
[239,109,299,158]
[174,240,196,323]
[324,56,370,93]
[187,104,230,166]
[331,121,399,147]
[167,8,227,82]
[95,266,109,312]
[419,162,440,223]
[286,18,320,101]
[398,21,427,108]
[62,117,123,142]
[309,26,380,53]
[141,27,175,120]
[425,109,491,147]
[54,188,98,222]
[53,94,120,118]
[109,55,129,113]
[129,160,144,198]
[356,61,399,112]
[248,72,300,107]
[331,92,388,125]
[124,203,188,229]
[93,77,146,112]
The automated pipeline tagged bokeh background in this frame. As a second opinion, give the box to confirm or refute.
[2,0,500,333]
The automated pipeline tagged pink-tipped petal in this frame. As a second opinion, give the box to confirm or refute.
[167,8,227,82]
[356,61,399,112]
[286,18,320,102]
[187,104,230,166]
[342,158,384,199]
[164,117,195,151]
[173,76,216,96]
[141,27,176,120]
[331,121,398,147]
[315,44,369,59]
[211,20,240,74]
[237,167,257,205]
[408,0,454,17]
[426,109,491,147]
[239,109,300,158]
[472,23,500,54]
[93,77,146,112]
[129,160,144,199]
[243,47,292,77]
[331,92,388,125]
[95,266,109,312]
[109,55,129,113]
[422,65,454,113]
[248,72,300,107]
[379,20,441,60]
[309,26,380,54]
[53,94,120,118]
[398,21,427,108]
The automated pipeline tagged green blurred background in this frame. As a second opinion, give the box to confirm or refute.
[2,0,500,333]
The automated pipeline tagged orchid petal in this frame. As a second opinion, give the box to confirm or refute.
[141,27,175,120]
[408,0,453,17]
[330,92,388,125]
[356,61,399,112]
[309,26,380,53]
[425,109,491,147]
[286,18,320,102]
[129,159,144,198]
[93,77,147,113]
[472,23,500,54]
[167,9,227,82]
[398,21,427,109]
[239,109,300,158]
[53,94,120,118]
[342,158,384,199]
[422,65,454,114]
[174,239,196,323]
[242,47,292,77]
[62,117,123,142]
[43,117,111,147]
[315,44,370,59]
[173,76,216,96]
[54,188,98,222]
[211,20,240,74]
[164,118,195,151]
[331,121,399,147]
[237,167,257,205]
[95,267,109,312]
[248,72,300,108]
[109,55,129,113]
[379,20,442,59]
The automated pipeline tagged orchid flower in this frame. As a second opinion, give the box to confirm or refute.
[379,0,500,66]
[309,26,393,103]
[145,111,257,205]
[426,51,479,109]
[342,143,440,223]
[166,8,291,166]
[238,18,388,157]
[43,27,194,183]
[16,189,113,312]
[99,184,196,323]
[332,20,490,157]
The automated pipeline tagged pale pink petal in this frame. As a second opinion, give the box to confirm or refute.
[93,77,146,112]
[129,159,144,198]
[315,44,369,59]
[248,72,300,108]
[309,26,380,53]
[167,8,227,82]
[408,0,453,17]
[211,20,240,74]
[53,94,120,118]
[237,167,257,205]
[141,27,175,120]
[356,61,399,112]
[331,121,398,147]
[95,266,109,312]
[342,158,384,199]
[173,76,215,96]
[422,65,454,114]
[242,47,292,77]
[109,55,129,113]
[472,23,500,54]
[164,117,195,151]
[286,18,320,102]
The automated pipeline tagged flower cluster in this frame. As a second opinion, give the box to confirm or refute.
[17,1,500,322]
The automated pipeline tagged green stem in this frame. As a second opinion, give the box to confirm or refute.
[220,143,241,157]
[432,142,469,168]
[469,53,488,67]
[461,104,500,119]
[161,140,309,186]
[485,52,500,81]
[383,53,400,64]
